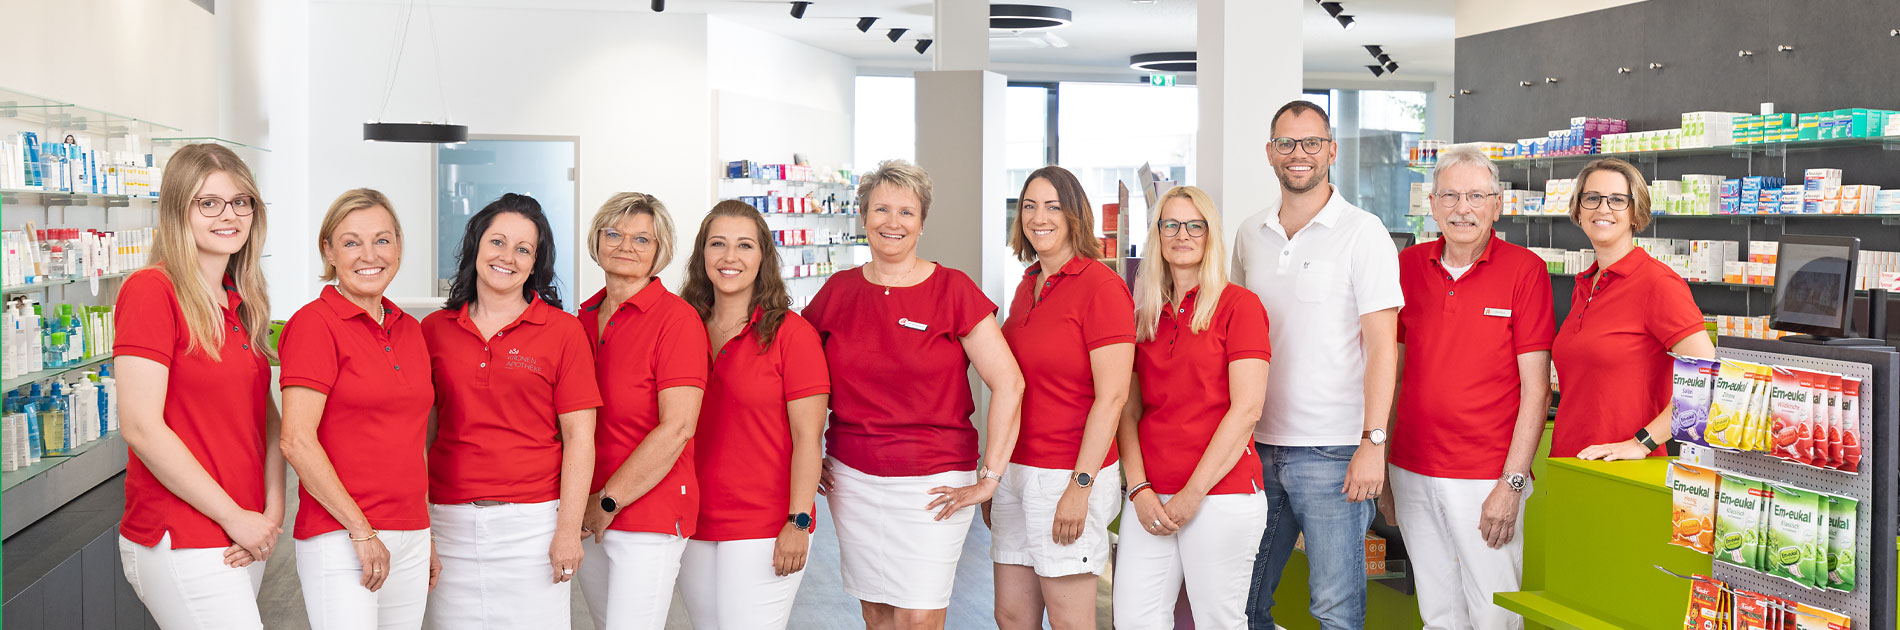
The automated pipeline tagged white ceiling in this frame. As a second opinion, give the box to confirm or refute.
[693,0,1455,80]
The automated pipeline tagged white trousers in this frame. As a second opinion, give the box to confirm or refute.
[423,501,570,630]
[1111,492,1269,630]
[1389,466,1531,630]
[118,532,266,630]
[679,537,804,630]
[296,529,431,630]
[576,529,688,630]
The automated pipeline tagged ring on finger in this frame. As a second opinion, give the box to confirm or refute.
[563,568,574,575]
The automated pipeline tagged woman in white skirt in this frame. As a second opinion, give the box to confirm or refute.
[421,194,600,629]
[994,165,1135,630]
[1113,186,1272,629]
[803,160,1024,630]
[677,201,830,629]
[281,189,439,629]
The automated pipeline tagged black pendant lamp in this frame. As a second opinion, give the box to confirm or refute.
[364,0,468,143]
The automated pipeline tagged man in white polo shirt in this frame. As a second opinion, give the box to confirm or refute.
[1233,100,1403,630]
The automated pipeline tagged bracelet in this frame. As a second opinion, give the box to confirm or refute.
[349,528,380,542]
[1125,482,1155,500]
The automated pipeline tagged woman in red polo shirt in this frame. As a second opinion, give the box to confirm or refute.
[994,165,1135,630]
[676,200,830,630]
[1113,186,1270,629]
[1551,159,1716,461]
[280,188,436,629]
[114,143,282,628]
[572,192,706,630]
[420,194,601,629]
[803,160,1024,630]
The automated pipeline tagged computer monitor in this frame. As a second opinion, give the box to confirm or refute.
[1390,232,1417,252]
[1769,234,1865,341]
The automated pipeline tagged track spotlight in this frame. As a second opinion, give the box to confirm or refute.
[789,1,811,19]
[915,39,933,54]
[1320,2,1345,18]
[1366,64,1384,77]
[651,0,664,12]
[1377,53,1391,64]
[887,28,908,42]
[1364,44,1384,56]
[856,17,877,32]
[1337,14,1356,30]
[1386,61,1399,73]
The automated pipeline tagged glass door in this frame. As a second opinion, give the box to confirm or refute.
[435,137,580,303]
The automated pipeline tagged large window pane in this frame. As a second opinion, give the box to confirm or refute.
[1056,82,1197,255]
[1329,89,1428,232]
[1005,84,1051,195]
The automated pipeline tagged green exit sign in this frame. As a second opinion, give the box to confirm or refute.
[1148,74,1176,87]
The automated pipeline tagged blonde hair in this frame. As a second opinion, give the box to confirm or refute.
[588,192,677,276]
[1569,158,1653,231]
[856,159,933,221]
[1134,186,1228,342]
[317,188,400,282]
[151,143,273,362]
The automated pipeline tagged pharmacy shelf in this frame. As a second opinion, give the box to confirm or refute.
[2,431,121,494]
[1489,134,1900,167]
[2,354,112,393]
[152,136,270,152]
[785,272,836,282]
[0,86,182,137]
[762,212,861,218]
[778,242,867,250]
[0,187,157,206]
[721,177,852,188]
[1,271,130,296]
[1549,272,1895,296]
[1505,213,1900,224]
[1,431,126,540]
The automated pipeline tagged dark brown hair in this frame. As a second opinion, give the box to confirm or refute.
[1271,100,1333,138]
[1010,165,1103,263]
[681,200,792,350]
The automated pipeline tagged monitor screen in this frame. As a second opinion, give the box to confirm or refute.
[1390,232,1416,252]
[1769,235,1858,337]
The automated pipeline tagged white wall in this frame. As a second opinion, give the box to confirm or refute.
[307,1,711,303]
[3,0,218,137]
[707,17,856,173]
[1455,0,1648,37]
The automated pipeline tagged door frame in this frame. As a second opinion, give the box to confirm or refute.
[430,134,583,302]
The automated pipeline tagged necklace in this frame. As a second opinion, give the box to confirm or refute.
[711,316,747,340]
[870,260,920,296]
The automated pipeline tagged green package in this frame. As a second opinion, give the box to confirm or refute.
[1825,494,1858,592]
[1714,473,1767,570]
[1765,483,1822,588]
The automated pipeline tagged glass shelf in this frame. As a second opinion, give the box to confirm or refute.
[1,432,121,493]
[785,272,836,281]
[721,177,853,189]
[3,354,113,393]
[0,86,182,137]
[0,187,158,206]
[1504,213,1900,224]
[762,212,860,219]
[1,271,131,296]
[1489,135,1900,167]
[152,137,271,152]
[778,242,866,250]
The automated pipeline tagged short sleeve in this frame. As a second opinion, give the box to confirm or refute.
[947,269,998,338]
[1230,226,1250,287]
[654,309,710,391]
[278,309,341,394]
[1222,288,1273,363]
[1513,263,1558,354]
[1080,272,1137,351]
[778,316,830,401]
[113,270,180,366]
[803,277,834,330]
[1644,273,1706,349]
[552,319,605,415]
[1351,221,1406,316]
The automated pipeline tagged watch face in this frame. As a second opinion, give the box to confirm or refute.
[1369,429,1388,445]
[600,496,617,513]
[792,513,813,529]
[1076,473,1092,487]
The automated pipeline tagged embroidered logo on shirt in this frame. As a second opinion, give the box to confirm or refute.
[504,349,544,373]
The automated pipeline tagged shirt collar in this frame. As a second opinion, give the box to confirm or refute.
[318,285,405,325]
[456,292,549,327]
[1263,185,1347,237]
[1428,234,1498,268]
[1024,254,1094,279]
[582,278,668,314]
[220,275,243,311]
[1580,246,1653,282]
[1167,284,1203,313]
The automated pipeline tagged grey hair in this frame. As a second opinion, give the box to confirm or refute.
[1431,145,1501,194]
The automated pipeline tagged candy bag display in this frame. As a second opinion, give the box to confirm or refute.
[1838,377,1862,473]
[1764,483,1822,588]
[1743,363,1775,452]
[1793,603,1851,630]
[1706,359,1760,449]
[1824,493,1858,592]
[1681,575,1726,630]
[1823,374,1843,468]
[1671,355,1719,446]
[1714,473,1767,570]
[1669,462,1719,554]
[1766,367,1812,461]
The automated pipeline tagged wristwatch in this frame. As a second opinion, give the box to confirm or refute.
[977,465,1003,483]
[787,512,814,533]
[599,494,620,513]
[1072,471,1093,488]
[1501,472,1527,493]
[1634,427,1661,451]
[1362,428,1388,446]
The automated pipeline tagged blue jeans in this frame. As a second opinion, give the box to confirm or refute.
[1246,444,1376,630]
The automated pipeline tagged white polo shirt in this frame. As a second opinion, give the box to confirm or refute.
[1231,187,1404,446]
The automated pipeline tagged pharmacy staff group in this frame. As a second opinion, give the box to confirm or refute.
[112,100,1707,630]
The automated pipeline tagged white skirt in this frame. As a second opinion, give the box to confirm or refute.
[824,457,976,610]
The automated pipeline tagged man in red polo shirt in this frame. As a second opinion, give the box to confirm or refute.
[1388,146,1554,630]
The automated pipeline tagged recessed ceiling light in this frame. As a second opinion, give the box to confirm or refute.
[1320,2,1345,18]
[1129,52,1197,73]
[991,4,1073,30]
[1366,65,1385,77]
[1337,14,1356,30]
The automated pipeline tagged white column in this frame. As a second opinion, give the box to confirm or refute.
[1197,0,1303,251]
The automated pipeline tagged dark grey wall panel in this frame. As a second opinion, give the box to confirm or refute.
[81,530,116,630]
[43,556,81,630]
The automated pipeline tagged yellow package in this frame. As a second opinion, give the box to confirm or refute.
[1706,359,1762,449]
[1793,602,1851,630]
[1742,362,1776,452]
[1668,462,1719,554]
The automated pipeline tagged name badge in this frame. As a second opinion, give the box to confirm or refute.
[899,318,929,331]
[1484,308,1512,318]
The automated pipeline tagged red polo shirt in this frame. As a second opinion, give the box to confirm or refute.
[1391,237,1556,479]
[802,265,996,477]
[580,280,708,536]
[424,296,602,504]
[1134,284,1271,495]
[1551,247,1705,458]
[280,286,433,539]
[114,269,270,549]
[694,309,829,541]
[1001,256,1136,471]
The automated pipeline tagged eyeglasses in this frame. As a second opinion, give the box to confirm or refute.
[1157,219,1209,238]
[1270,136,1333,155]
[599,228,653,249]
[1579,192,1633,211]
[193,196,256,218]
[1432,191,1499,208]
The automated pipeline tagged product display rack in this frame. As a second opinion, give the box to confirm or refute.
[2,354,112,393]
[0,87,182,138]
[1,270,131,296]
[718,167,866,311]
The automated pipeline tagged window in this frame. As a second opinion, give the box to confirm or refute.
[1308,88,1428,232]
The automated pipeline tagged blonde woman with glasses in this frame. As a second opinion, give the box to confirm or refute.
[1113,186,1271,629]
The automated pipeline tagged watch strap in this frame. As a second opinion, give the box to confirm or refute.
[1634,428,1660,451]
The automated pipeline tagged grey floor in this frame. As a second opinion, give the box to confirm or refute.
[258,471,1115,629]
